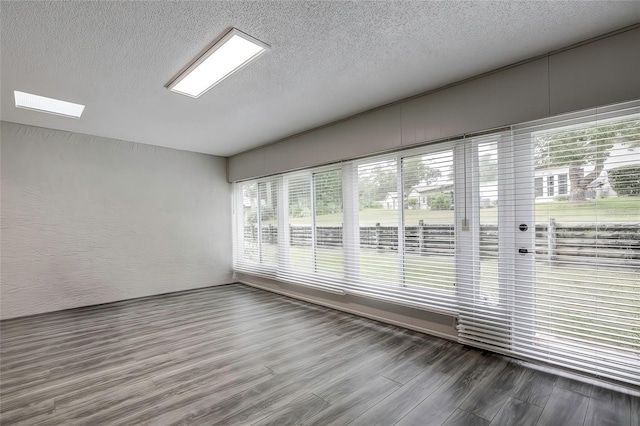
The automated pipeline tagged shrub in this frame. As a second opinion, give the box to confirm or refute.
[260,205,276,221]
[429,193,451,210]
[608,165,640,196]
[360,200,382,209]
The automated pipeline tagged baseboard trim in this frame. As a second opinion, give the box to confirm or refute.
[0,281,236,322]
[238,279,458,343]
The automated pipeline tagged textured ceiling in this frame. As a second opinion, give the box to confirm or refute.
[1,1,639,157]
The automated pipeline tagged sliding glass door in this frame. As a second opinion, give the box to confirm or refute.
[459,106,640,385]
[515,108,640,384]
[351,145,458,311]
[277,168,345,290]
[457,132,535,354]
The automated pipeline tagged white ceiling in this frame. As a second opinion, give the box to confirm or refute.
[1,1,639,157]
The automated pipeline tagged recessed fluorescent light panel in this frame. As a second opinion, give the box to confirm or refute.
[168,28,269,98]
[14,91,85,119]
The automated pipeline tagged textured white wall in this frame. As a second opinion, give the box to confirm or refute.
[0,122,233,319]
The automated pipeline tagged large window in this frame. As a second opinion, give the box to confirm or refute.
[263,168,346,291]
[525,110,639,384]
[458,104,639,386]
[401,150,455,292]
[235,179,278,277]
[233,100,640,386]
[349,148,456,310]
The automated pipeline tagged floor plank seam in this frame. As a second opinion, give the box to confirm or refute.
[311,392,331,406]
[381,375,404,386]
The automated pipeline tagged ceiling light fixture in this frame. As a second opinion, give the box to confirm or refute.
[167,28,269,98]
[14,91,85,118]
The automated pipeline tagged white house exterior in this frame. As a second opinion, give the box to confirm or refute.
[534,142,639,202]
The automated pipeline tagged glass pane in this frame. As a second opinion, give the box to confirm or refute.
[288,176,313,271]
[402,150,455,290]
[242,182,259,262]
[532,115,640,353]
[477,141,499,303]
[258,181,277,264]
[535,177,543,197]
[358,159,399,284]
[314,170,343,275]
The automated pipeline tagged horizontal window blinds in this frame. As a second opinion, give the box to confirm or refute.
[233,99,639,387]
[234,151,460,311]
[522,106,639,385]
[346,149,458,311]
[276,169,347,292]
[234,179,278,278]
[457,103,640,386]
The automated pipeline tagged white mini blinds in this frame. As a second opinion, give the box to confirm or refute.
[233,100,640,387]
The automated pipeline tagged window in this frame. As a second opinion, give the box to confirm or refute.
[558,174,568,195]
[354,148,456,298]
[233,100,640,386]
[314,169,343,275]
[401,150,455,292]
[241,182,259,263]
[273,168,346,291]
[535,177,543,197]
[288,174,313,271]
[476,140,499,303]
[234,179,279,277]
[524,110,639,385]
[357,158,399,284]
[458,103,639,387]
[258,181,278,264]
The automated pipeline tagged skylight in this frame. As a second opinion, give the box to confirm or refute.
[167,28,269,98]
[14,91,85,119]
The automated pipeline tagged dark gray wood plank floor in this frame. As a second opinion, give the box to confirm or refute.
[1,283,637,425]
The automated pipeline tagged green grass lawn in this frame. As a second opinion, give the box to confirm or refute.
[284,197,640,226]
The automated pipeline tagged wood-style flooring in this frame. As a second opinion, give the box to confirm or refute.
[1,283,637,425]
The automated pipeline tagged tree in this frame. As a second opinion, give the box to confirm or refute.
[358,161,398,209]
[259,181,277,222]
[401,156,441,198]
[358,157,442,209]
[314,170,342,215]
[288,176,312,218]
[535,120,639,200]
[479,152,497,182]
[243,183,258,225]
